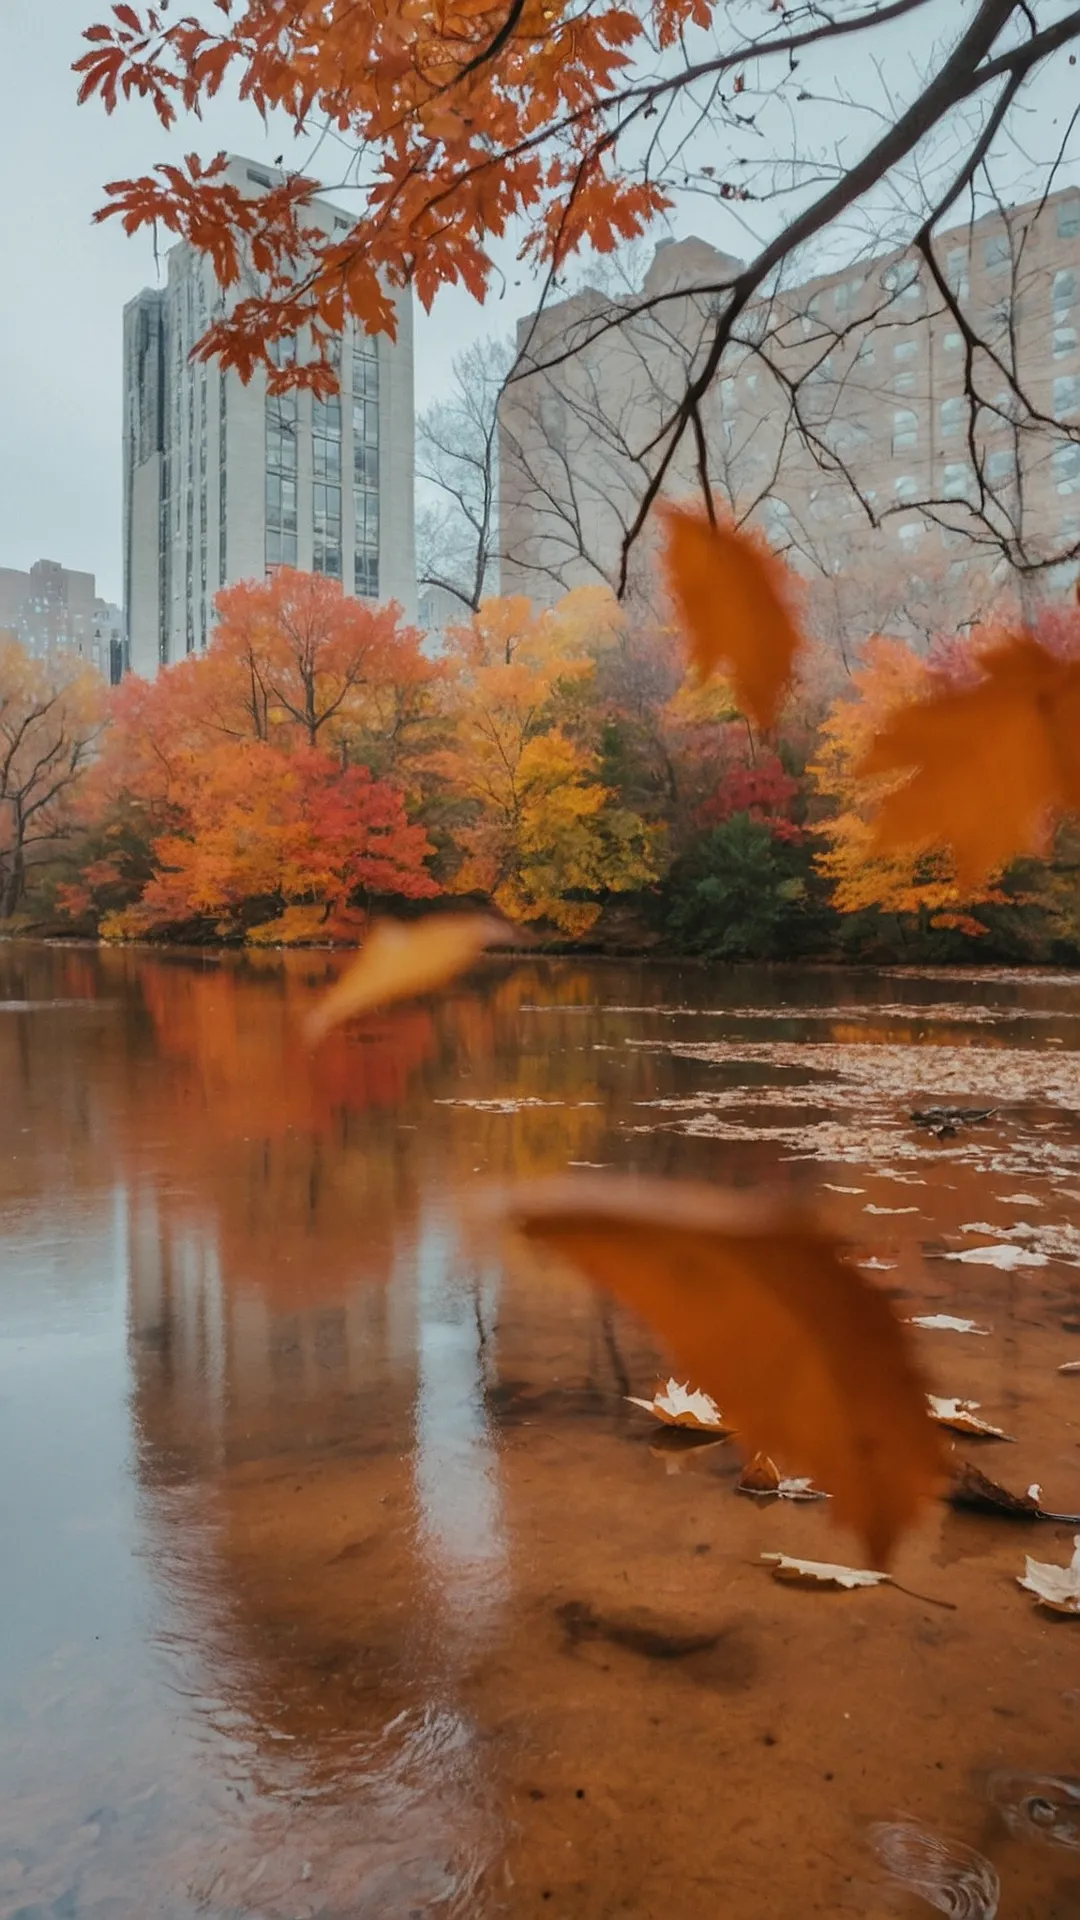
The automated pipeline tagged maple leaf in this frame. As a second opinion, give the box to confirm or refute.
[1018,1536,1080,1614]
[502,1174,944,1564]
[858,633,1080,889]
[659,504,804,729]
[926,1396,1015,1441]
[762,1554,889,1590]
[625,1378,731,1431]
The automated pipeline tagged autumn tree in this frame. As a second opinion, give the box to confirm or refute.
[0,639,105,919]
[809,633,1011,934]
[80,1,1080,601]
[432,590,658,933]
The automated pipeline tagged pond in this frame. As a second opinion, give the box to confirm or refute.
[2,942,1080,1919]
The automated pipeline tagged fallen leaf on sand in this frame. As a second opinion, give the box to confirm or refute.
[1019,1536,1080,1614]
[910,1314,991,1335]
[659,504,803,728]
[763,1552,889,1590]
[946,1244,1047,1271]
[626,1378,732,1433]
[503,1175,944,1564]
[738,1451,829,1501]
[305,914,514,1041]
[928,1396,1016,1441]
[945,1460,1080,1521]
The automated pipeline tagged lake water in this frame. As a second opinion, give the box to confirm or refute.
[3,942,1080,1919]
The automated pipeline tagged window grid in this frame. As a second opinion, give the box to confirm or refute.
[352,335,379,598]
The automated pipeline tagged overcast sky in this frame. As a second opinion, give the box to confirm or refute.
[2,2,1078,605]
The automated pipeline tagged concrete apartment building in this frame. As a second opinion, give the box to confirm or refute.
[123,155,416,680]
[0,557,124,681]
[499,187,1080,624]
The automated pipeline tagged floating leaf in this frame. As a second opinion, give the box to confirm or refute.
[738,1452,829,1501]
[763,1553,889,1590]
[1018,1536,1080,1614]
[859,634,1080,889]
[910,1314,991,1336]
[659,504,803,729]
[626,1377,732,1433]
[928,1396,1016,1441]
[503,1175,944,1564]
[946,1245,1047,1271]
[1059,1361,1080,1375]
[305,913,513,1041]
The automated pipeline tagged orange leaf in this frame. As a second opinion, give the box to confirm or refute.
[659,504,804,729]
[859,634,1080,889]
[502,1175,943,1564]
[305,913,514,1042]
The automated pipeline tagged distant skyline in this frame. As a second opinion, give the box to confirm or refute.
[3,2,1079,605]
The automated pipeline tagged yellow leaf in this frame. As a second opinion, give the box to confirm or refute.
[502,1175,944,1564]
[859,634,1080,889]
[737,1450,781,1492]
[305,913,514,1042]
[659,504,803,729]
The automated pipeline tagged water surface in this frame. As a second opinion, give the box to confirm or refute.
[3,944,1080,1918]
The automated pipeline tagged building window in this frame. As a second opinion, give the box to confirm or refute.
[834,277,862,313]
[898,521,922,547]
[943,331,962,353]
[1054,375,1080,420]
[721,377,737,411]
[855,336,875,367]
[939,395,965,436]
[894,474,919,500]
[894,370,916,394]
[892,408,918,453]
[1053,443,1080,495]
[1054,270,1077,313]
[942,461,975,501]
[351,334,379,598]
[1058,198,1080,240]
[1055,326,1078,359]
[984,234,1011,271]
[945,248,969,298]
[986,447,1016,485]
[312,483,342,577]
[265,385,298,571]
[894,339,918,363]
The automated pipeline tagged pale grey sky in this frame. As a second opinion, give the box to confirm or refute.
[2,1,1077,604]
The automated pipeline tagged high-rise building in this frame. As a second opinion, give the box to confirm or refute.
[0,558,120,678]
[499,187,1080,627]
[123,155,416,679]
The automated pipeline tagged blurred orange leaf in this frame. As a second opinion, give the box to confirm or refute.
[503,1175,943,1564]
[305,913,513,1041]
[859,634,1080,889]
[659,505,803,728]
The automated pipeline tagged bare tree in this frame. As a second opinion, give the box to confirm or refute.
[416,336,513,615]
[0,640,105,919]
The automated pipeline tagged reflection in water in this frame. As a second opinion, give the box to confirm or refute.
[4,945,1080,1915]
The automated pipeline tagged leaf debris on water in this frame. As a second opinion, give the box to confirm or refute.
[626,1378,732,1433]
[1019,1537,1080,1614]
[928,1397,1016,1440]
[763,1553,889,1590]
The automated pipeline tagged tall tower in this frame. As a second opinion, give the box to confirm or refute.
[122,156,416,679]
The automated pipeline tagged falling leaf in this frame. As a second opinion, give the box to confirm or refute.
[763,1552,890,1590]
[305,913,514,1041]
[1018,1535,1080,1614]
[737,1452,829,1501]
[928,1396,1016,1441]
[503,1175,944,1563]
[626,1377,732,1433]
[859,633,1080,889]
[659,504,803,729]
[909,1314,991,1335]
